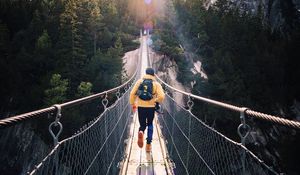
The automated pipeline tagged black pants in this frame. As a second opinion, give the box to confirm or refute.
[138,107,155,144]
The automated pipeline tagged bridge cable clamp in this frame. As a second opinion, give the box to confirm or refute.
[164,88,169,96]
[102,92,109,110]
[187,94,194,112]
[116,89,120,99]
[237,107,250,146]
[49,104,63,146]
[237,107,250,175]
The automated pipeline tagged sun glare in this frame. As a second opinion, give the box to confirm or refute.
[145,0,152,5]
[128,0,165,29]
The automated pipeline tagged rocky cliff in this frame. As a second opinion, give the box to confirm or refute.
[233,0,300,34]
[0,123,50,175]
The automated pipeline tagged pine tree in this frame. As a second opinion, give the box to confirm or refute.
[44,74,69,106]
[57,0,87,92]
[76,82,92,98]
[87,0,103,56]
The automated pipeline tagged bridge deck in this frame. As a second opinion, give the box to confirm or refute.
[120,34,172,175]
[120,112,171,175]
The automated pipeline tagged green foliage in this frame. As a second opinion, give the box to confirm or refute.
[0,0,140,117]
[0,23,9,53]
[36,30,51,50]
[176,57,194,84]
[0,1,140,173]
[173,0,300,114]
[114,35,124,56]
[173,1,300,172]
[151,19,193,86]
[86,49,122,92]
[76,82,92,98]
[44,74,68,106]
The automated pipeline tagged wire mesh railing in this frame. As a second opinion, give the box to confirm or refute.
[0,34,142,175]
[155,75,300,129]
[0,74,136,129]
[159,94,278,175]
[3,32,299,175]
[28,87,132,175]
[25,51,140,174]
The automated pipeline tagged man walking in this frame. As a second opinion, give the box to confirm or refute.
[130,68,165,152]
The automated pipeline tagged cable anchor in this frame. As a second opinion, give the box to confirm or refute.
[237,107,251,145]
[49,104,63,146]
[237,107,250,175]
[187,94,194,111]
[116,89,120,99]
[102,92,109,109]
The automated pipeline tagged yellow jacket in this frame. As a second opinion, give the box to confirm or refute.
[130,74,165,107]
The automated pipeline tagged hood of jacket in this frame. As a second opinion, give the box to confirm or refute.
[142,74,155,81]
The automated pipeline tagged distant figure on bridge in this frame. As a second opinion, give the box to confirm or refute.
[130,68,165,152]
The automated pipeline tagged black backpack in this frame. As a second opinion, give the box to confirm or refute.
[137,79,153,101]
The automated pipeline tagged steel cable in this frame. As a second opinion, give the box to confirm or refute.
[0,54,139,128]
[155,75,300,129]
[159,94,278,175]
[28,85,132,175]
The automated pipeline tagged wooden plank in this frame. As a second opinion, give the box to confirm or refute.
[151,117,168,175]
[124,112,170,175]
[120,35,172,175]
[125,113,142,175]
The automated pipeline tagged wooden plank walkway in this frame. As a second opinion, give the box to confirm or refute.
[120,112,172,175]
[119,34,172,175]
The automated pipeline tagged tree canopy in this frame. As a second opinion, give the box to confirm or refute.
[0,0,140,116]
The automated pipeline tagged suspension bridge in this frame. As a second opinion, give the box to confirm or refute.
[1,34,300,175]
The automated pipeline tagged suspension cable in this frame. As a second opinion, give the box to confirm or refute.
[164,93,279,174]
[164,102,216,174]
[0,59,139,129]
[155,75,300,129]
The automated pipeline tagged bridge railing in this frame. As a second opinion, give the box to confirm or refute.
[155,75,300,175]
[0,70,138,129]
[0,47,140,175]
[28,84,133,175]
[155,75,300,130]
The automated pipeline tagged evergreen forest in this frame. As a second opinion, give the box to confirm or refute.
[151,0,300,173]
[0,0,139,118]
[0,0,141,173]
[1,0,300,174]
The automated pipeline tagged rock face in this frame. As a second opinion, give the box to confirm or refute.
[149,48,189,107]
[232,0,300,33]
[122,48,140,78]
[0,123,50,175]
[224,0,300,173]
[202,2,300,173]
